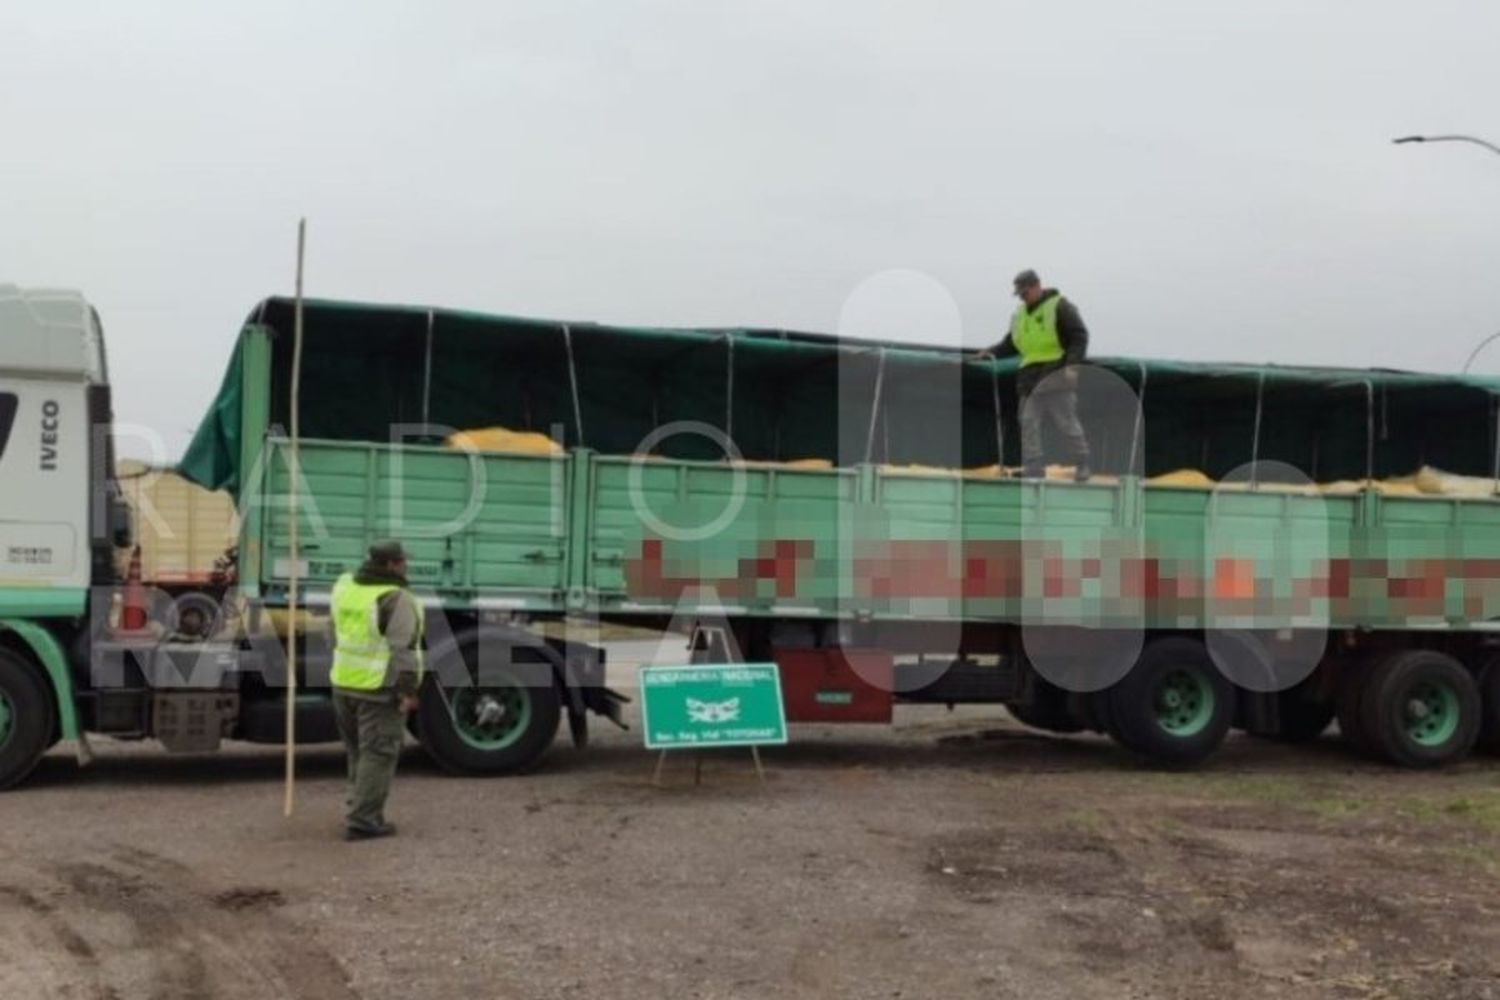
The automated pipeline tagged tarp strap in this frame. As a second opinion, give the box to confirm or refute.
[421,310,435,429]
[864,348,887,465]
[1128,362,1149,474]
[1250,370,1266,489]
[563,324,584,447]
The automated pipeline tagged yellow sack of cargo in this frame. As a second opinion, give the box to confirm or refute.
[1148,468,1215,489]
[445,427,562,456]
[730,457,835,470]
[1414,466,1497,498]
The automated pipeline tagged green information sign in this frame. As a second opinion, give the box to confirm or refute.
[640,663,788,750]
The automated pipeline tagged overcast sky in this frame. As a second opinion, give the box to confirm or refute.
[3,1,1498,458]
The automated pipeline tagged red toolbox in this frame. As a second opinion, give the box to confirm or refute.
[773,648,894,723]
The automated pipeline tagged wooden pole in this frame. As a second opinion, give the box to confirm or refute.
[284,218,306,819]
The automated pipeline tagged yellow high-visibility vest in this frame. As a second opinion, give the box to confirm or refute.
[1010,295,1065,367]
[329,573,424,691]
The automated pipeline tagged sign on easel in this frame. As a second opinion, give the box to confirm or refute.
[641,663,788,750]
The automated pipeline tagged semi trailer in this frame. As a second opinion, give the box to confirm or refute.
[4,284,1500,788]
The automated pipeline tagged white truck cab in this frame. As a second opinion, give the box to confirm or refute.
[0,285,122,599]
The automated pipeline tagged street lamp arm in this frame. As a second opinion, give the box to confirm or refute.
[1463,331,1500,375]
[1393,134,1500,158]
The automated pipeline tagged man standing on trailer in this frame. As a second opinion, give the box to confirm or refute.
[982,269,1092,481]
[330,540,423,840]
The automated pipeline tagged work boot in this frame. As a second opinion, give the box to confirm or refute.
[1074,463,1092,483]
[344,821,397,841]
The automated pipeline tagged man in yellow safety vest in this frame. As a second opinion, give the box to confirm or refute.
[983,269,1092,481]
[330,540,423,840]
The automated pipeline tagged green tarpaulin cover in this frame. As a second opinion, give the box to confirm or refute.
[178,296,1500,497]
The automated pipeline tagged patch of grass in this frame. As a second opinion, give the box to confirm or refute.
[1058,808,1110,835]
[1028,760,1500,836]
[1438,842,1500,877]
[1302,797,1368,820]
[1128,771,1372,820]
[1394,793,1500,832]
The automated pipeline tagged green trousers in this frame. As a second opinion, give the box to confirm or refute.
[333,692,404,831]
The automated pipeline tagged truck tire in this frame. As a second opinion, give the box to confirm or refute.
[1105,637,1234,765]
[418,641,561,775]
[1359,650,1479,768]
[0,650,55,790]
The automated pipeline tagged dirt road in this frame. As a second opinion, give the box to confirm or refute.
[5,643,1500,999]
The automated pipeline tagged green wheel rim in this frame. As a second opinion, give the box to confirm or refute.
[450,683,533,751]
[1154,669,1215,737]
[0,690,12,751]
[1403,679,1460,747]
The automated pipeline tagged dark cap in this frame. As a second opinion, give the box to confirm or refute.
[1013,269,1041,290]
[368,539,408,565]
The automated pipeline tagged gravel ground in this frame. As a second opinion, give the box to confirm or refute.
[5,638,1500,999]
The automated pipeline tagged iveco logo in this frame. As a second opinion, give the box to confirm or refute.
[0,393,16,464]
[40,399,60,471]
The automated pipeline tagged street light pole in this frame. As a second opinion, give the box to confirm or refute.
[1393,134,1500,158]
[1395,134,1500,373]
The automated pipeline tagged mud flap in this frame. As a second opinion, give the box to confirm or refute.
[584,686,631,731]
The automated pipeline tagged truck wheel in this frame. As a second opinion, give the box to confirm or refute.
[1360,650,1479,768]
[1106,637,1234,765]
[1335,661,1377,757]
[418,643,561,775]
[0,650,54,790]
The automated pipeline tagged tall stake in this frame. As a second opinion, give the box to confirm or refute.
[284,218,306,818]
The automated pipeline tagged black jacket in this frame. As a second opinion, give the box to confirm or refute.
[989,289,1089,394]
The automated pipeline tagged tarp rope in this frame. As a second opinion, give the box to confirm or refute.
[421,310,434,430]
[990,366,1004,467]
[1490,394,1500,495]
[563,324,584,448]
[725,334,736,445]
[1128,362,1149,475]
[864,348,887,465]
[1250,370,1266,489]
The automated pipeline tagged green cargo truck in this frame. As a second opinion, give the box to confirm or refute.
[5,287,1500,788]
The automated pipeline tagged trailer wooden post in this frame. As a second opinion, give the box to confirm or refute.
[284,218,306,819]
